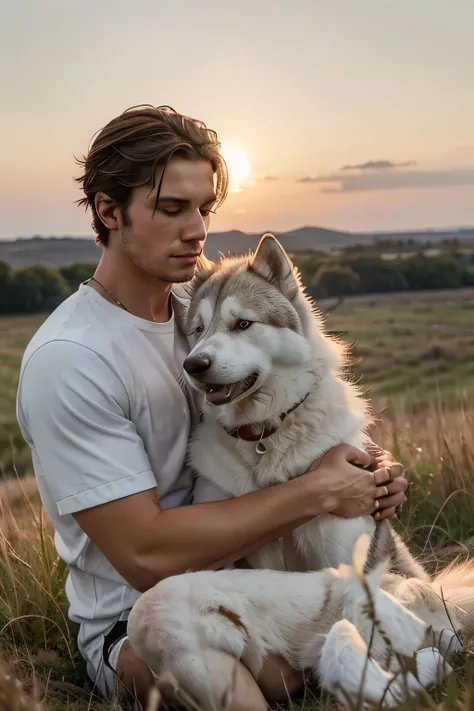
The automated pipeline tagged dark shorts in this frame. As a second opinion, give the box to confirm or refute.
[102,618,129,674]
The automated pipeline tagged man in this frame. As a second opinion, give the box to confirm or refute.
[17,105,408,710]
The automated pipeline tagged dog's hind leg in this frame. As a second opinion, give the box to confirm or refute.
[127,576,259,711]
[127,581,214,709]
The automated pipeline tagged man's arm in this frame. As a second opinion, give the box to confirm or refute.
[73,442,389,591]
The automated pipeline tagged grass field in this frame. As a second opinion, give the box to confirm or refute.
[1,287,474,710]
[325,287,474,404]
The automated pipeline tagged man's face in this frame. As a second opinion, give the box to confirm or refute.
[115,157,216,283]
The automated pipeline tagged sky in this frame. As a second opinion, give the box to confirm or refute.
[1,0,473,239]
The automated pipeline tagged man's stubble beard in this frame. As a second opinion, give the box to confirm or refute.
[142,264,196,285]
[120,229,196,285]
[170,271,195,284]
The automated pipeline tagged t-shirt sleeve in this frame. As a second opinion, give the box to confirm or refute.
[18,340,157,515]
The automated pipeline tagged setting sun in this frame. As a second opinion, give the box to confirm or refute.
[220,142,251,192]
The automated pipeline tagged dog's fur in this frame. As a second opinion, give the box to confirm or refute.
[128,542,457,709]
[128,235,474,708]
[184,234,425,579]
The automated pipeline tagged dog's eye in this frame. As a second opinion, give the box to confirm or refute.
[236,319,252,331]
[194,325,204,336]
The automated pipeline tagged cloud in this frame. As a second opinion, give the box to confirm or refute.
[296,168,474,193]
[260,175,279,181]
[341,159,417,171]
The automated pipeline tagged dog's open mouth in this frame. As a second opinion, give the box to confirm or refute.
[205,372,259,406]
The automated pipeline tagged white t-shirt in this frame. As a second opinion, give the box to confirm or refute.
[16,283,195,682]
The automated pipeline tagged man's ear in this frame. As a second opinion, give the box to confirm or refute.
[249,233,299,300]
[94,192,121,231]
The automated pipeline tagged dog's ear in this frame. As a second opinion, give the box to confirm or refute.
[188,253,217,295]
[249,233,299,300]
[195,253,217,281]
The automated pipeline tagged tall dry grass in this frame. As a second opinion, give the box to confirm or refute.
[370,393,474,567]
[1,394,474,709]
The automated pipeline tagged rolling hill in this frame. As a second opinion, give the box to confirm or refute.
[0,226,473,267]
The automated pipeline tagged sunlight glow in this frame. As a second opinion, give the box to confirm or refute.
[220,142,251,192]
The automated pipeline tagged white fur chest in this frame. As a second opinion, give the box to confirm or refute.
[189,387,375,572]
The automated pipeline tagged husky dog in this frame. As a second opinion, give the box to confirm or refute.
[128,234,474,708]
[183,233,423,578]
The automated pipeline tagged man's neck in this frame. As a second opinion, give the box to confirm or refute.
[91,252,172,323]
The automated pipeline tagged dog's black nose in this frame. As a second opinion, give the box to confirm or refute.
[183,354,212,375]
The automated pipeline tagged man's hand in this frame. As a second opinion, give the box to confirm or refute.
[304,443,396,519]
[364,442,408,521]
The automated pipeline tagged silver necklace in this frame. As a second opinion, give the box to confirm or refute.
[86,277,130,313]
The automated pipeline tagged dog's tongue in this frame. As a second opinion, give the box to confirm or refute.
[205,384,235,406]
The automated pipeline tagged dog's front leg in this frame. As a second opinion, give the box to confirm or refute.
[317,619,447,709]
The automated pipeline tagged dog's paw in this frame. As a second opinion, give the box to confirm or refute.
[318,621,450,709]
[410,647,452,688]
[318,619,399,708]
[436,628,464,660]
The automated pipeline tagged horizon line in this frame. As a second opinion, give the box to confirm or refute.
[2,223,474,243]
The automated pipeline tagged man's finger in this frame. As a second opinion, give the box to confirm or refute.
[374,449,392,460]
[376,458,394,468]
[373,468,392,485]
[363,440,383,452]
[374,461,405,481]
[388,462,404,479]
[375,506,397,521]
[375,484,390,498]
[385,477,408,495]
[377,457,403,469]
[343,444,372,468]
[377,492,407,510]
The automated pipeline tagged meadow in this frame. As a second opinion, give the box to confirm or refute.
[1,287,474,710]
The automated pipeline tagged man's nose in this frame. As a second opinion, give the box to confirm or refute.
[181,211,207,243]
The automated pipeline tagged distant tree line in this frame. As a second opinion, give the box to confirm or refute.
[0,249,474,314]
[0,262,95,314]
[293,251,474,300]
[342,236,473,254]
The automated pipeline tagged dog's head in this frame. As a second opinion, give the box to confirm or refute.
[182,234,343,420]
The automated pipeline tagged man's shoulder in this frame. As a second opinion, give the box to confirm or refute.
[20,283,193,377]
[18,327,127,422]
[20,289,117,377]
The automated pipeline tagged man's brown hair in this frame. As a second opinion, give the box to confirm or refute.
[75,105,229,246]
